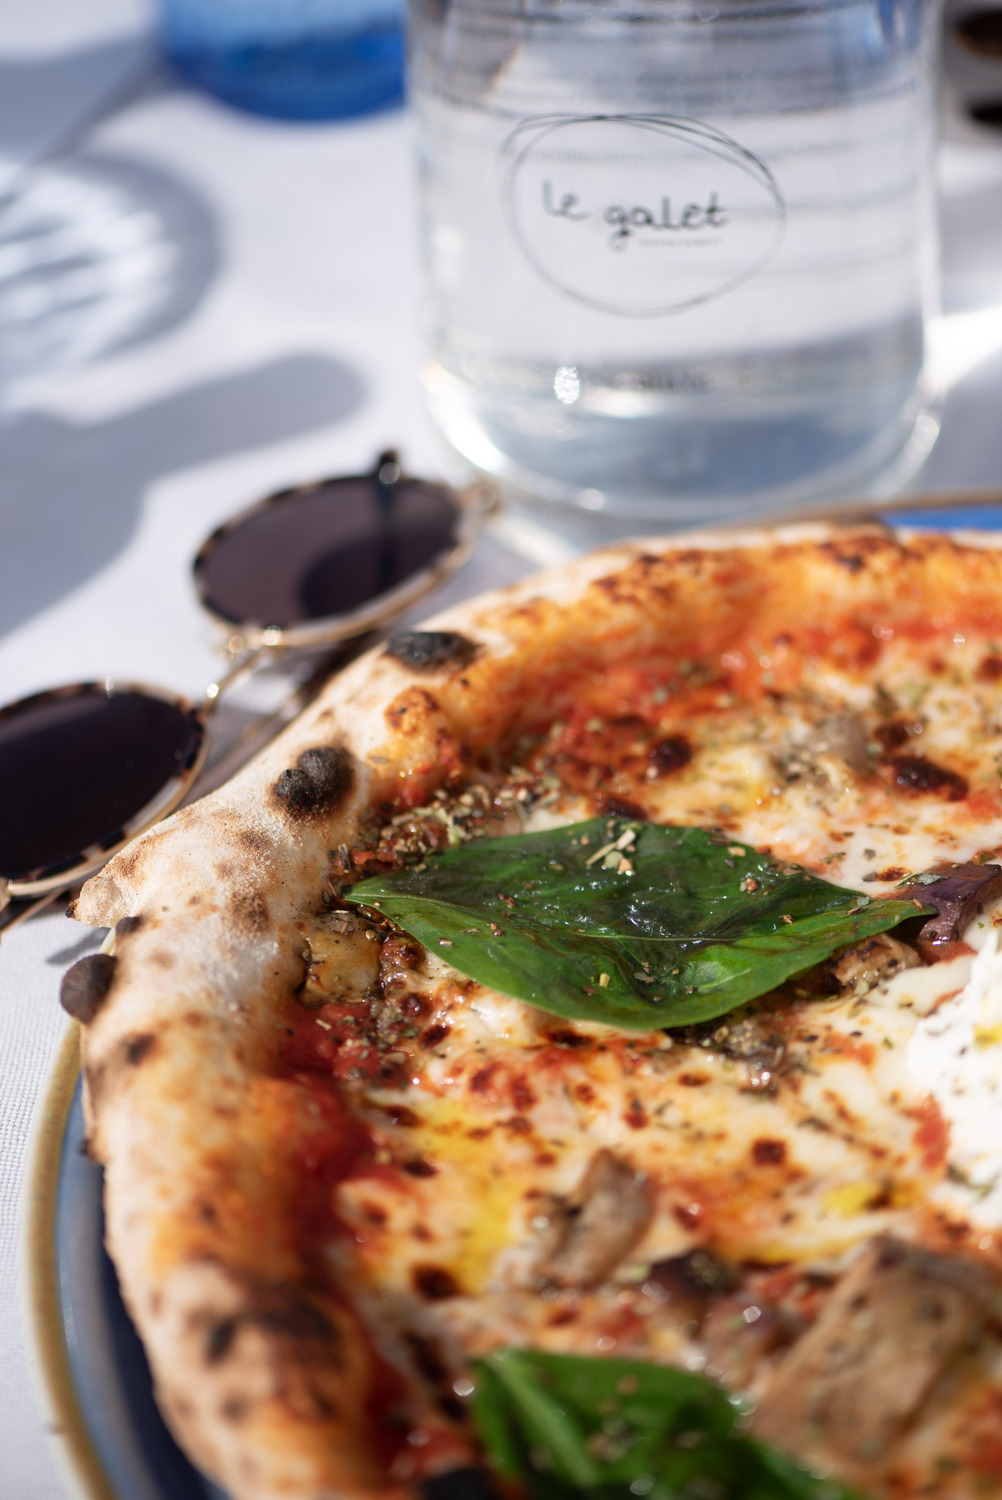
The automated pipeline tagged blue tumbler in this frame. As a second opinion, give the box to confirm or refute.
[158,0,405,121]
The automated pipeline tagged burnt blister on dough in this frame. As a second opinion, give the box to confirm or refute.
[273,746,354,820]
[204,1294,339,1367]
[886,754,969,802]
[124,1033,157,1066]
[385,631,477,672]
[59,953,117,1024]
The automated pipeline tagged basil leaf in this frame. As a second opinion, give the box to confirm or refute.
[350,819,928,1030]
[472,1348,859,1500]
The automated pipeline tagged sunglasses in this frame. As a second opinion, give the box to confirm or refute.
[0,453,490,936]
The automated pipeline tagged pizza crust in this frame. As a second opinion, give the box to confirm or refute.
[67,523,1002,1500]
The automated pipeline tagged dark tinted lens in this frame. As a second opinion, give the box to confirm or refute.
[956,10,1002,56]
[968,100,1002,128]
[196,477,459,629]
[0,685,203,883]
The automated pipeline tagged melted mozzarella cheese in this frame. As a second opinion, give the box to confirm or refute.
[910,930,1002,1230]
[634,639,1002,893]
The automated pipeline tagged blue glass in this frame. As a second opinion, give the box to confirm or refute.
[158,0,405,121]
[879,504,1002,530]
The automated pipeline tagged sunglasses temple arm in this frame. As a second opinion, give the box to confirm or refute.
[0,886,62,941]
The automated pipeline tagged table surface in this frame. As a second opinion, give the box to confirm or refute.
[4,4,1002,1497]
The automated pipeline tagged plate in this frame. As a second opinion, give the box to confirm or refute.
[27,1025,227,1500]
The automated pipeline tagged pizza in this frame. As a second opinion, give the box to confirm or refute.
[59,522,1002,1500]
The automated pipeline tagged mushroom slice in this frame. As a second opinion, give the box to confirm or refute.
[829,932,922,993]
[536,1149,653,1289]
[812,712,871,779]
[753,1237,992,1472]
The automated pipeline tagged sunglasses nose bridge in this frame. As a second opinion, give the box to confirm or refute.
[203,638,275,704]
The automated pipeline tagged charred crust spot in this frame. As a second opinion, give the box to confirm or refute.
[831,550,865,573]
[385,631,478,672]
[113,843,147,882]
[469,1063,499,1094]
[820,534,889,573]
[115,914,144,937]
[248,1299,337,1344]
[413,1264,461,1300]
[204,1291,340,1369]
[544,1027,591,1049]
[874,721,911,753]
[595,794,649,821]
[404,1331,449,1385]
[511,1077,536,1111]
[648,735,693,777]
[421,1023,451,1048]
[752,1138,787,1166]
[236,826,271,856]
[887,754,968,801]
[59,953,117,1024]
[376,1102,420,1127]
[402,1157,438,1177]
[274,745,354,820]
[205,1317,236,1363]
[220,1398,248,1423]
[678,1072,710,1087]
[227,889,269,939]
[125,1033,157,1066]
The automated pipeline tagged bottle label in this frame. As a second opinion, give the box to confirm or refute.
[502,114,785,319]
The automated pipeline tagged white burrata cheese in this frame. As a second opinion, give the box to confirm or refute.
[909,928,1002,1228]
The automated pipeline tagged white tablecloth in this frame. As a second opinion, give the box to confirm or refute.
[3,4,1002,1495]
